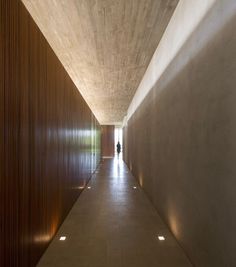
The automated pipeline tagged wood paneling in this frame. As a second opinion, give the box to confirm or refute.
[101,126,114,157]
[22,0,179,124]
[0,1,101,266]
[0,0,5,261]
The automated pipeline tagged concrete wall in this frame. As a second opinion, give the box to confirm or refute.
[123,0,236,266]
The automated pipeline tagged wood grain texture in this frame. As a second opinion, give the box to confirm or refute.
[0,1,101,266]
[0,0,5,261]
[101,126,114,157]
[21,0,179,124]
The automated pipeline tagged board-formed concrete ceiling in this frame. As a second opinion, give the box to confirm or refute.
[22,0,179,124]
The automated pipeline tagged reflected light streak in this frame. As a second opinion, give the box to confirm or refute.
[78,186,85,189]
[139,173,143,187]
[129,163,132,171]
[166,200,181,239]
[169,214,179,238]
[32,215,63,247]
[34,234,51,243]
[113,156,125,178]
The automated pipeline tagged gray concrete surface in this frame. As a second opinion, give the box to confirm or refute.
[37,158,192,267]
[123,1,236,266]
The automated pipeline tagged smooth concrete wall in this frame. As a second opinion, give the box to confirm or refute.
[123,1,236,266]
[125,0,218,123]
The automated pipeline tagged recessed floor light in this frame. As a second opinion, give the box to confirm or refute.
[158,236,165,241]
[133,186,137,189]
[87,186,91,189]
[59,236,66,241]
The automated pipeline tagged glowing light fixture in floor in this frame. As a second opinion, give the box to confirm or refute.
[158,236,165,241]
[59,236,66,241]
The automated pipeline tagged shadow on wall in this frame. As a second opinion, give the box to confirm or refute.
[123,2,236,267]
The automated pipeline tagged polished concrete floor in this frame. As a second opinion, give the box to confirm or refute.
[37,157,192,267]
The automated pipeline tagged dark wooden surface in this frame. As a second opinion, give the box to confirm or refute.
[101,126,114,157]
[0,1,101,266]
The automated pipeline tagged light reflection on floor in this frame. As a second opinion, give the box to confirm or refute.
[37,156,192,267]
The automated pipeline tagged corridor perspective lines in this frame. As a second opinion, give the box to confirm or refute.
[37,157,192,267]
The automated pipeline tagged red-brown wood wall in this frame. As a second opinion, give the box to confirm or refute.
[101,126,115,157]
[0,1,101,266]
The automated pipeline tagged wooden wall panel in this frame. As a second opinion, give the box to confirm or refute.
[0,1,101,266]
[0,0,5,262]
[101,125,114,157]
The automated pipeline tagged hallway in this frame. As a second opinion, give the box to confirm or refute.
[1,1,236,266]
[37,157,192,267]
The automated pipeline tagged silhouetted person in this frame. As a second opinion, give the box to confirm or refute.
[116,141,121,156]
